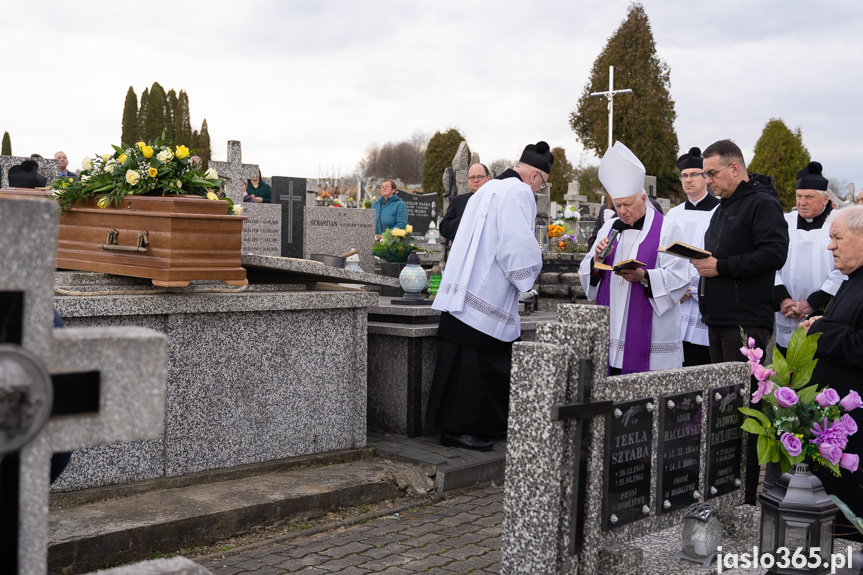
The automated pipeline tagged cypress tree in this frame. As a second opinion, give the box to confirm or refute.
[190,129,199,155]
[1,131,11,155]
[569,3,680,197]
[548,146,574,204]
[121,86,138,146]
[143,82,168,142]
[422,128,467,210]
[198,119,211,170]
[749,118,810,211]
[137,88,149,144]
[165,89,178,143]
[174,90,192,147]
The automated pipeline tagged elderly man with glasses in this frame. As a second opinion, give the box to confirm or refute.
[665,147,719,367]
[439,163,491,240]
[427,142,550,451]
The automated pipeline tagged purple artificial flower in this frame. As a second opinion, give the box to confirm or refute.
[840,390,863,412]
[840,453,860,472]
[816,388,841,407]
[751,377,775,404]
[819,443,843,465]
[780,432,803,457]
[811,418,850,451]
[840,414,859,436]
[774,387,799,409]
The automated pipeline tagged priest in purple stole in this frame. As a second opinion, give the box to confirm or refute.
[579,142,689,374]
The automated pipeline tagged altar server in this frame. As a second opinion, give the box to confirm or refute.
[774,161,846,354]
[427,141,549,451]
[579,141,689,374]
[666,147,719,366]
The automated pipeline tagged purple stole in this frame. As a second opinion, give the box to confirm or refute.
[597,211,663,373]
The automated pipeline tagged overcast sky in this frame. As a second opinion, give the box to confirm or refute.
[3,0,862,196]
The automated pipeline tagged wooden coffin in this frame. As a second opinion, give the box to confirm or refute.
[0,189,247,287]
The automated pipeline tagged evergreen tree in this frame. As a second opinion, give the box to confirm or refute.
[120,86,138,146]
[1,131,11,155]
[422,128,467,210]
[143,82,167,142]
[174,90,192,147]
[548,146,574,204]
[569,3,679,197]
[749,118,810,211]
[165,89,178,142]
[137,88,149,143]
[190,129,200,155]
[197,119,211,170]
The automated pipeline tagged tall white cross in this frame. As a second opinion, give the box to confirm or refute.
[590,66,633,152]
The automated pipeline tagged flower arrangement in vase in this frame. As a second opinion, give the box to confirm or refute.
[372,225,428,263]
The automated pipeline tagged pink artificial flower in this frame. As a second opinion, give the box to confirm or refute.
[841,414,859,436]
[750,363,775,383]
[816,388,841,407]
[751,377,775,404]
[739,342,764,364]
[840,453,860,472]
[780,432,803,457]
[840,390,863,412]
[819,443,843,465]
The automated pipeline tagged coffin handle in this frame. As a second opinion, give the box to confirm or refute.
[99,229,149,253]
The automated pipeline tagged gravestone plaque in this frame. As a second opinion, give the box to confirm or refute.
[240,203,281,257]
[304,206,375,273]
[271,176,307,258]
[395,190,437,236]
[657,391,703,514]
[706,384,745,499]
[603,397,653,530]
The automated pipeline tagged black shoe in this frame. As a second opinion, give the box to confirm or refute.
[440,431,493,451]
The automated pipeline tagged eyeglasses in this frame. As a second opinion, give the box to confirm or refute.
[705,163,733,179]
[535,171,548,191]
[467,175,488,181]
[680,172,706,181]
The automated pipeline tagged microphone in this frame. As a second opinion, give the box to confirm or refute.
[597,229,619,261]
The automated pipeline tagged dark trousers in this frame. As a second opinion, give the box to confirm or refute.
[682,342,712,367]
[708,324,773,505]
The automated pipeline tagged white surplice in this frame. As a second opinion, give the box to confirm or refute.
[775,211,846,347]
[665,200,718,346]
[433,175,542,342]
[578,207,689,370]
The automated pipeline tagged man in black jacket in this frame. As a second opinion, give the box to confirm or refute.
[439,163,491,240]
[693,139,788,504]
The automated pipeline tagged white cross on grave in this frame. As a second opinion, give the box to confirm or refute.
[0,156,60,188]
[0,195,168,575]
[208,141,260,204]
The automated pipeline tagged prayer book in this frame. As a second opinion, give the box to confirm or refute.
[659,241,712,260]
[594,259,645,272]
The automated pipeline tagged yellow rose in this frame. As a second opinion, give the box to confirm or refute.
[82,157,94,171]
[102,153,111,161]
[137,141,146,151]
[206,191,219,201]
[97,197,110,209]
[125,169,140,186]
[118,153,128,164]
[148,167,158,178]
[391,228,406,238]
[405,224,413,234]
[175,145,190,159]
[142,146,154,159]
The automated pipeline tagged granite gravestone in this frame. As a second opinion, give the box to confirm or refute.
[395,190,437,236]
[501,304,752,575]
[271,176,307,258]
[0,195,177,575]
[209,141,280,256]
[705,383,745,499]
[303,206,375,273]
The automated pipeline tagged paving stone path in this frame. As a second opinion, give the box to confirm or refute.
[197,484,503,575]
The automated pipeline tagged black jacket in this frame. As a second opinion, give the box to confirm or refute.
[699,173,789,329]
[439,192,472,240]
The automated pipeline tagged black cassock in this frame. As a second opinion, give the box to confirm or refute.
[426,312,512,436]
[810,266,863,540]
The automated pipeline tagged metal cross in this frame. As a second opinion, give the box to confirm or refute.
[590,66,633,152]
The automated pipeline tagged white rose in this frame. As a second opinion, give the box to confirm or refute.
[175,180,182,189]
[104,160,117,173]
[156,149,173,163]
[204,168,218,180]
[81,174,92,183]
[82,157,94,171]
[232,205,243,215]
[125,169,140,186]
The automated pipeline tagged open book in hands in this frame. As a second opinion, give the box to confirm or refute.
[658,241,712,260]
[594,259,646,272]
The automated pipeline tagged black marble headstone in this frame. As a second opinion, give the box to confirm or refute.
[657,391,703,514]
[395,190,437,236]
[706,384,745,499]
[603,398,654,530]
[271,176,307,258]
